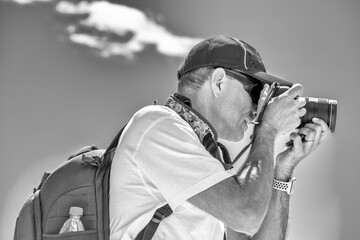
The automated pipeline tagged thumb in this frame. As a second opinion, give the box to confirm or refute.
[254,84,269,122]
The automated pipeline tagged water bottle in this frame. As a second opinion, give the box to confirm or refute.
[59,206,85,233]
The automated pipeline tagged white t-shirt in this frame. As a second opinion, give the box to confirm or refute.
[109,105,235,240]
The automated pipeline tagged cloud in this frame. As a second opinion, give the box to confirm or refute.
[54,1,202,59]
[9,0,202,59]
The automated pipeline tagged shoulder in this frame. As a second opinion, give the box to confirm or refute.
[127,105,194,136]
[133,105,178,121]
[130,105,181,128]
[120,105,202,157]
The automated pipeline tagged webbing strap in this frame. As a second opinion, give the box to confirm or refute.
[33,190,42,240]
[135,204,173,240]
[104,124,127,156]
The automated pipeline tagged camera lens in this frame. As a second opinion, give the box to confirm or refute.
[300,97,337,132]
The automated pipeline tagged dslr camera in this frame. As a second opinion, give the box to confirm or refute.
[225,69,338,132]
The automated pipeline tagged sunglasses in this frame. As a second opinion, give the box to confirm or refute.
[223,69,263,103]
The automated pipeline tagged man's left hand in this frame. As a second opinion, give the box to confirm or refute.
[275,117,330,180]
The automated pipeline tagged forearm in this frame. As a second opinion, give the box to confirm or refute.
[250,166,293,240]
[235,125,277,207]
[250,188,290,240]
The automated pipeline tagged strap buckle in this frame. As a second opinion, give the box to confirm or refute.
[203,133,217,157]
[81,155,102,167]
[151,208,167,224]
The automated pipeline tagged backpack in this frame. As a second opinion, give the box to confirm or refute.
[13,95,245,240]
[13,125,172,240]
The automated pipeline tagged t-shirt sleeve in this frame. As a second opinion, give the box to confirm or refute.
[134,115,234,210]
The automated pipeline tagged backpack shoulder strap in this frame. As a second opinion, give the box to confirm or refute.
[104,124,128,156]
[135,204,173,240]
[33,190,42,240]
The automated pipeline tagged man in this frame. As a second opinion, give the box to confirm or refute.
[109,35,330,240]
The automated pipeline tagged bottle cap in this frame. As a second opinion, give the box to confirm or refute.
[69,206,83,216]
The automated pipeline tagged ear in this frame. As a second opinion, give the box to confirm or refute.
[210,68,227,97]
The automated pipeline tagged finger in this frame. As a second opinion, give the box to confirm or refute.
[284,83,304,99]
[312,117,330,143]
[259,84,270,102]
[292,131,317,158]
[312,117,330,133]
[289,132,304,157]
[263,83,270,92]
[303,122,322,149]
[298,127,316,142]
[298,107,307,118]
[298,97,307,108]
[260,83,269,96]
[256,84,269,117]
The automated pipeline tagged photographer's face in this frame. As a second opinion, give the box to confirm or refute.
[211,69,256,141]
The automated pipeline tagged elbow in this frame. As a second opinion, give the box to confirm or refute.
[228,206,265,235]
[245,204,267,235]
[229,190,270,235]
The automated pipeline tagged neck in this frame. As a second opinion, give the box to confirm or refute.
[177,89,221,136]
[178,89,210,116]
[177,88,246,142]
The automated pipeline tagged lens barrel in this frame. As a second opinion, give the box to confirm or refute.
[300,97,337,132]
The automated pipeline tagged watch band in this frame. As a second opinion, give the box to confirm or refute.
[272,177,296,195]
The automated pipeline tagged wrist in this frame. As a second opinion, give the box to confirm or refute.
[274,165,294,181]
[256,122,278,139]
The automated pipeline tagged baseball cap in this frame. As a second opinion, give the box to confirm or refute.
[177,35,293,90]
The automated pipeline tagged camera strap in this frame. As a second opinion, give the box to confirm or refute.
[252,82,280,125]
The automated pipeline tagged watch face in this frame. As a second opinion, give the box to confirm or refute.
[289,178,296,194]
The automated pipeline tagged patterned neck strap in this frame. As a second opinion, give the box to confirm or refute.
[165,94,234,170]
[165,94,216,143]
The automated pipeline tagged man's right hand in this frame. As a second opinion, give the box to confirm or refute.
[258,83,306,135]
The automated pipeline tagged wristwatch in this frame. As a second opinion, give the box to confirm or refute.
[272,177,296,195]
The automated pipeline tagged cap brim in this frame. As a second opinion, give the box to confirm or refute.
[242,71,293,87]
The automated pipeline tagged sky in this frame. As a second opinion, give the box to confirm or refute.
[1,0,360,239]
